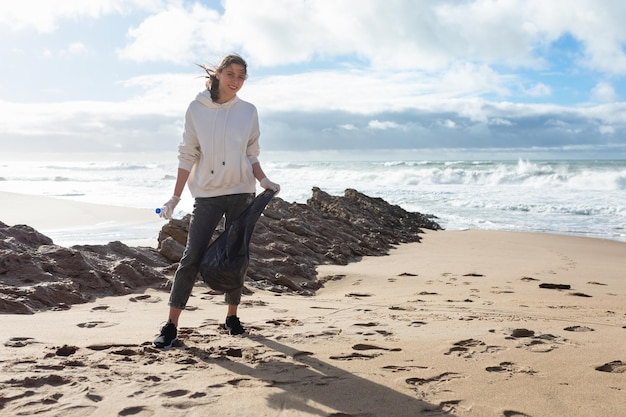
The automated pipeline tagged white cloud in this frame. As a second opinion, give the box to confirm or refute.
[4,0,626,77]
[0,0,134,32]
[64,42,88,56]
[109,0,626,77]
[368,120,402,130]
[524,82,552,97]
[590,81,619,103]
[438,119,457,129]
[598,125,615,134]
[2,0,626,158]
[489,118,513,126]
[117,4,222,63]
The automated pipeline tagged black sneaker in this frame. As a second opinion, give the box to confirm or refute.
[225,315,245,335]
[153,321,177,348]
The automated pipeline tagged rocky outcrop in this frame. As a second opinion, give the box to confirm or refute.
[0,222,172,314]
[0,188,441,314]
[158,187,441,294]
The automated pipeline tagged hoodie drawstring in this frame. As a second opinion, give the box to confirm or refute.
[221,106,230,170]
[208,105,231,174]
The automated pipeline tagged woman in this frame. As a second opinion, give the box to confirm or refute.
[153,54,280,349]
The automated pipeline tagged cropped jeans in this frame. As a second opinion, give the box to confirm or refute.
[168,193,255,309]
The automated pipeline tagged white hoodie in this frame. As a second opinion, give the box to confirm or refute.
[178,90,260,198]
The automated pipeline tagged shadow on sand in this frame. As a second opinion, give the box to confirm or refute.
[191,334,459,417]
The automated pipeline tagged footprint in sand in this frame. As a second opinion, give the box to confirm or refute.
[110,347,142,356]
[445,339,484,357]
[506,329,566,353]
[266,318,302,327]
[118,405,155,416]
[352,322,379,327]
[6,374,72,388]
[389,305,416,311]
[226,378,268,388]
[86,392,103,402]
[129,294,161,303]
[352,343,401,352]
[503,411,533,417]
[54,344,79,357]
[405,371,465,387]
[595,360,626,373]
[564,325,595,332]
[345,292,373,298]
[382,364,429,373]
[89,305,123,313]
[329,352,382,360]
[569,292,592,298]
[241,299,268,307]
[86,343,139,351]
[445,339,506,358]
[77,321,118,329]
[4,337,39,348]
[486,361,537,376]
[521,276,539,282]
[162,389,190,397]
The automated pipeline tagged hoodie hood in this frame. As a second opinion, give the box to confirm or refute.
[195,90,240,109]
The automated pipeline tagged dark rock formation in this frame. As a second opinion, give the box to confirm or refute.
[159,188,441,294]
[0,188,441,314]
[0,222,172,314]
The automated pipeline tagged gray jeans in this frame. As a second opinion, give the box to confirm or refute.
[168,193,255,309]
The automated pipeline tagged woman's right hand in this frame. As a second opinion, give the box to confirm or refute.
[159,195,181,219]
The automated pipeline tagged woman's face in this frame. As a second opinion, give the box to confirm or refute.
[216,63,246,103]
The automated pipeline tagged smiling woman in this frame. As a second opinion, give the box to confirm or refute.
[152,53,281,348]
[197,54,249,104]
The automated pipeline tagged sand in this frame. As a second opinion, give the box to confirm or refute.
[1,194,625,417]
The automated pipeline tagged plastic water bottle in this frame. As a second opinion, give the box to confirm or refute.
[155,208,163,215]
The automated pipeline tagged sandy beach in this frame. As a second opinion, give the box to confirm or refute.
[1,194,624,417]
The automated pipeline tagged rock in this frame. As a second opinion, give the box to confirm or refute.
[158,187,442,296]
[0,188,441,314]
[510,328,535,338]
[158,236,185,262]
[0,223,171,314]
[539,283,571,290]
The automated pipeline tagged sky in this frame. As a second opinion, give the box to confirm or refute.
[1,0,626,161]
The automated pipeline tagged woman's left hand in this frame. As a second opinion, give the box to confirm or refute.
[260,177,280,195]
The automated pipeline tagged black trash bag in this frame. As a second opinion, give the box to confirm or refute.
[199,189,276,292]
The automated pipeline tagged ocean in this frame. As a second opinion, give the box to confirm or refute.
[1,154,625,245]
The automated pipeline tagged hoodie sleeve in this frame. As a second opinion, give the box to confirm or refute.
[178,104,201,171]
[246,107,260,165]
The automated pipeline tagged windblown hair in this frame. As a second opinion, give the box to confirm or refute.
[197,54,248,102]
